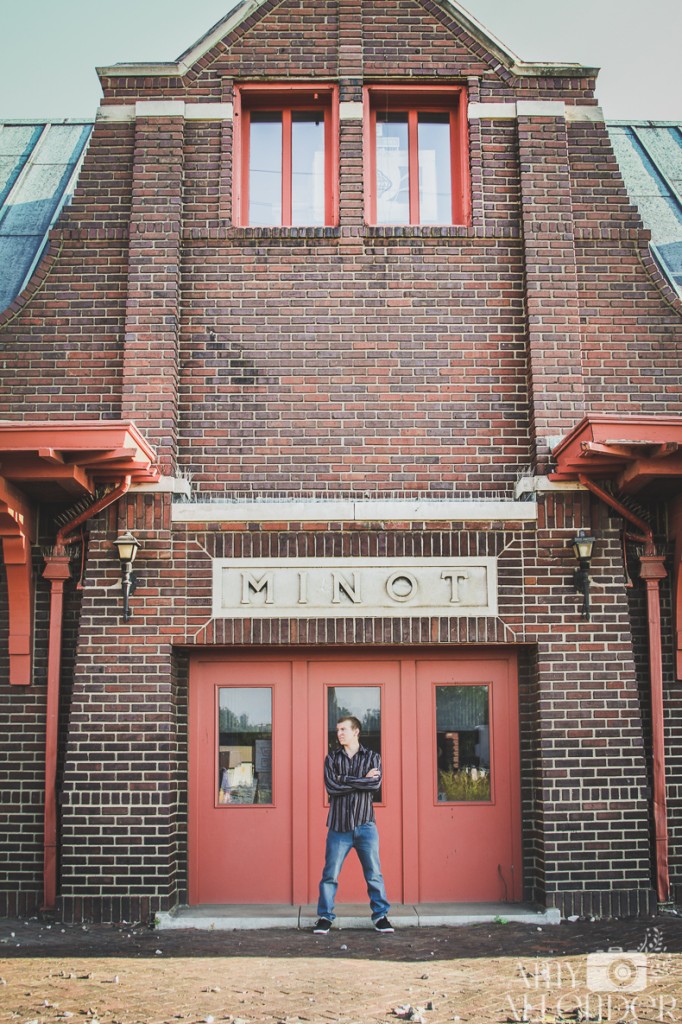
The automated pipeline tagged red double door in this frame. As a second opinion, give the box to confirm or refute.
[189,650,522,905]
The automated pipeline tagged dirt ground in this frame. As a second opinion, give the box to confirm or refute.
[1,914,681,1024]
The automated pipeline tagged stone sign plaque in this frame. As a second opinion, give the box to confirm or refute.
[212,557,498,618]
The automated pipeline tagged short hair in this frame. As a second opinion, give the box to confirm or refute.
[337,715,362,734]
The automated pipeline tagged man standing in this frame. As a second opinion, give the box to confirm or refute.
[314,715,394,934]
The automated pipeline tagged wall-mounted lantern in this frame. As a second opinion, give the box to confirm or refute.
[112,530,140,622]
[572,529,596,621]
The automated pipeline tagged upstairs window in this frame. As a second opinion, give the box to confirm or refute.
[234,84,338,227]
[365,86,470,226]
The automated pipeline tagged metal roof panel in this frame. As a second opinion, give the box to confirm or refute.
[0,234,43,311]
[0,120,92,314]
[608,122,682,295]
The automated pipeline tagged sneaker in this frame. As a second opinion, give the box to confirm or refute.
[313,918,332,934]
[374,917,395,933]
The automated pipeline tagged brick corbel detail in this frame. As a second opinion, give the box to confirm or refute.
[122,116,184,472]
[518,114,585,472]
[0,477,36,686]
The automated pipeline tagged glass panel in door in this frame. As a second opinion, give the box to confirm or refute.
[435,684,491,803]
[218,687,273,805]
[416,657,521,902]
[327,686,382,801]
[189,660,292,905]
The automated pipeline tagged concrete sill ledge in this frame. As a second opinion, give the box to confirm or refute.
[155,903,561,931]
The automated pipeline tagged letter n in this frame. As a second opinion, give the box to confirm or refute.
[332,572,361,604]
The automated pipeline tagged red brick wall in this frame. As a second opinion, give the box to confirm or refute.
[178,234,530,494]
[47,489,656,918]
[0,0,679,920]
[0,240,126,420]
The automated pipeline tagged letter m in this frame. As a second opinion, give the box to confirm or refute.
[241,571,274,605]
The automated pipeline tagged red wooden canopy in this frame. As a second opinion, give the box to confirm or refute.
[552,414,682,683]
[0,421,158,685]
[551,415,682,496]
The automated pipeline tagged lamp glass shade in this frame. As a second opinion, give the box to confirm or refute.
[572,530,596,562]
[113,531,140,564]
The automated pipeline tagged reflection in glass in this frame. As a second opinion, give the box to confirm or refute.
[249,113,282,226]
[327,686,382,801]
[418,113,452,224]
[436,685,490,802]
[218,688,272,805]
[292,112,325,225]
[375,114,409,224]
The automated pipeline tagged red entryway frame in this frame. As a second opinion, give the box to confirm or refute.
[188,648,521,906]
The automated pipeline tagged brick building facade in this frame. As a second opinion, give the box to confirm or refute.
[1,0,681,923]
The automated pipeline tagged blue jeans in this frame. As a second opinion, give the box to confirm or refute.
[317,821,391,922]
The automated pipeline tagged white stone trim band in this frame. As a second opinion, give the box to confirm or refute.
[173,499,538,524]
[131,476,192,496]
[514,476,586,499]
[97,102,234,122]
[468,102,604,122]
[97,101,602,125]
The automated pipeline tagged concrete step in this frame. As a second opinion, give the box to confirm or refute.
[155,902,560,931]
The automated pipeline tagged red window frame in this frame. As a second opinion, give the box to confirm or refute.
[364,85,470,226]
[233,83,339,227]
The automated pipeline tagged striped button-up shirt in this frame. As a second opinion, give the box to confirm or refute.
[324,744,382,831]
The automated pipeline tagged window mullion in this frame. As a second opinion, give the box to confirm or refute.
[241,108,251,227]
[282,108,292,226]
[408,109,420,225]
[449,110,458,224]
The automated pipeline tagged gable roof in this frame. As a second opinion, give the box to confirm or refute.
[96,0,599,80]
[0,120,93,315]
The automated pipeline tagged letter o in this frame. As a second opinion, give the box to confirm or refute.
[386,571,418,603]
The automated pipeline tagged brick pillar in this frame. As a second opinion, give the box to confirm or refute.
[528,493,655,917]
[123,114,185,473]
[59,493,185,924]
[338,0,364,226]
[518,106,585,472]
[339,0,363,77]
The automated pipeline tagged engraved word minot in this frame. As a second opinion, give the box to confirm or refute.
[214,557,497,619]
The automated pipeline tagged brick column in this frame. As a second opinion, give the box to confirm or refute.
[123,113,185,473]
[518,105,585,472]
[59,493,185,924]
[338,0,364,226]
[527,493,655,917]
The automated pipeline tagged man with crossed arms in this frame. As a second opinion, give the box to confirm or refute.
[313,715,394,934]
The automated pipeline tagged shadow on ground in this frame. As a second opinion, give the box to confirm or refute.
[1,915,681,961]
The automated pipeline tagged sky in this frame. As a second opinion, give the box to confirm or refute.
[0,0,679,122]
